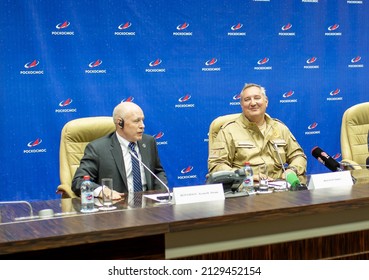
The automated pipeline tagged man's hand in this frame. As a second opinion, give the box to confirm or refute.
[282,168,296,180]
[99,188,124,200]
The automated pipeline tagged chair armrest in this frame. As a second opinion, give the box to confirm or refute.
[56,184,78,198]
[341,159,362,170]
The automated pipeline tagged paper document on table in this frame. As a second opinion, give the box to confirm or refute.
[144,193,173,202]
[268,180,290,190]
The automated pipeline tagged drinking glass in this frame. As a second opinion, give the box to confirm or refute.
[258,164,269,192]
[100,178,117,210]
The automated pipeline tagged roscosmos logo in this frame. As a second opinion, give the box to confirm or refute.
[281,23,292,31]
[348,56,364,68]
[329,89,340,96]
[351,56,361,63]
[306,57,317,64]
[115,22,135,36]
[202,58,220,71]
[28,138,42,147]
[333,153,341,160]
[146,59,165,72]
[23,138,47,153]
[25,60,39,68]
[56,21,70,29]
[308,122,318,130]
[205,58,217,66]
[118,22,132,30]
[89,59,103,68]
[173,22,192,36]
[52,21,74,35]
[55,98,77,113]
[85,59,106,74]
[305,122,320,135]
[177,22,189,30]
[121,97,135,102]
[181,166,193,174]
[282,91,294,98]
[178,165,197,180]
[228,23,246,36]
[231,23,243,31]
[59,98,73,107]
[178,94,191,102]
[153,132,168,145]
[304,57,319,69]
[233,93,241,100]
[254,57,272,70]
[325,23,341,36]
[175,94,195,108]
[279,23,295,36]
[257,58,269,65]
[20,60,44,75]
[230,93,241,106]
[280,90,297,103]
[154,132,164,140]
[327,88,342,101]
[149,59,162,67]
[328,24,339,31]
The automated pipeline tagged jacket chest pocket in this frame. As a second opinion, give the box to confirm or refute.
[235,141,257,159]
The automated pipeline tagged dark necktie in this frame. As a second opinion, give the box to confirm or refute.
[128,142,142,192]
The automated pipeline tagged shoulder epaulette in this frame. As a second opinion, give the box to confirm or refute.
[221,120,236,129]
[272,118,286,126]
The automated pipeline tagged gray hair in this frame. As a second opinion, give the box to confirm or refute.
[241,83,267,99]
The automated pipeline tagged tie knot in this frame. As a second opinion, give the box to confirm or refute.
[128,142,136,151]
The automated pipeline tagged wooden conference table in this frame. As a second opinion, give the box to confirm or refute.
[1,169,369,260]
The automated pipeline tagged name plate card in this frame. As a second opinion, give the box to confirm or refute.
[173,183,225,204]
[308,170,353,190]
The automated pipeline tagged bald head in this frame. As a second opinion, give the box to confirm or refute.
[113,102,142,122]
[113,102,145,142]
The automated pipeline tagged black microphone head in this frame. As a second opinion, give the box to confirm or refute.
[311,146,341,172]
[311,146,322,158]
[366,156,369,170]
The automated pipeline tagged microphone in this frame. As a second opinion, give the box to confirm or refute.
[272,143,287,174]
[128,150,172,203]
[286,172,307,191]
[311,146,343,172]
[272,142,307,191]
[0,201,34,218]
[272,142,288,190]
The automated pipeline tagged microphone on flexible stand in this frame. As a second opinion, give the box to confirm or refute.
[272,143,289,191]
[286,172,308,191]
[311,146,357,184]
[272,143,307,191]
[311,146,343,172]
[0,201,34,217]
[128,150,172,204]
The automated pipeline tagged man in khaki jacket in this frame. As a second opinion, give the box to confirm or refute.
[208,83,307,183]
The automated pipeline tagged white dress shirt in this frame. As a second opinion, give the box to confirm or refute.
[116,132,147,193]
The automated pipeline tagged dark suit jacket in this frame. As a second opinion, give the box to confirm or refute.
[72,132,168,196]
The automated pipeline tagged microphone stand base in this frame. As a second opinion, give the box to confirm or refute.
[224,191,249,198]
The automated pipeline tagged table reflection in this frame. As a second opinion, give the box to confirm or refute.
[0,190,169,224]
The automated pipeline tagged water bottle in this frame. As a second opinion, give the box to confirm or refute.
[242,162,255,194]
[81,175,95,213]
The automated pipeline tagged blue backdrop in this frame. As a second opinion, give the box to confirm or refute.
[1,0,368,201]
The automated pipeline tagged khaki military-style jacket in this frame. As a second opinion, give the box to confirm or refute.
[208,113,307,182]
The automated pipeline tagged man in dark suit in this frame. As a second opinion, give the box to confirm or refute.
[72,102,168,199]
